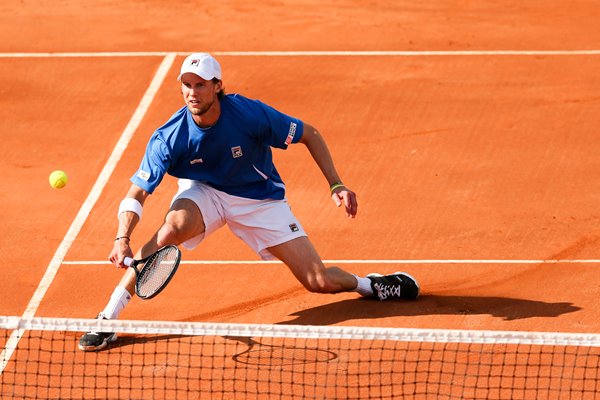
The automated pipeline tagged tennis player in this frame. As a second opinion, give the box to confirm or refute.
[79,53,419,351]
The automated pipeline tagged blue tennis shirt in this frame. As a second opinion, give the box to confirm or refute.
[131,94,304,200]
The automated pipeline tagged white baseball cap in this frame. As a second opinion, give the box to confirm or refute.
[177,53,222,81]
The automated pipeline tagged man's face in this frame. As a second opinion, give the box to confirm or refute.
[180,73,221,117]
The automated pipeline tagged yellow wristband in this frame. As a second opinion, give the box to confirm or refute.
[330,183,345,192]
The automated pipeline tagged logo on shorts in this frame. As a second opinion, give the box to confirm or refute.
[231,146,243,158]
[190,158,204,165]
[289,223,299,233]
[285,122,297,146]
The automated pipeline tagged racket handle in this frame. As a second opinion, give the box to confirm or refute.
[124,257,134,267]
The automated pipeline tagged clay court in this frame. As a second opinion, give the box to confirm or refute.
[2,1,600,398]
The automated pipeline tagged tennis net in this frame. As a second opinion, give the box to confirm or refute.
[1,316,600,399]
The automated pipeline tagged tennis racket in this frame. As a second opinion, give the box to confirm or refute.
[124,245,182,300]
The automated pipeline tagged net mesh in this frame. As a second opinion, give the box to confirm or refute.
[1,316,600,399]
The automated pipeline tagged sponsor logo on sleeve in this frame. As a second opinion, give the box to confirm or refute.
[289,223,299,233]
[137,170,150,181]
[285,122,297,145]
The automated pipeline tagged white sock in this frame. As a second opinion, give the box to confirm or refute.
[353,275,374,297]
[100,286,132,320]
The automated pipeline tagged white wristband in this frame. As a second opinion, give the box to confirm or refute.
[118,198,143,220]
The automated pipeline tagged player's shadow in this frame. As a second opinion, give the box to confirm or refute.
[279,295,581,325]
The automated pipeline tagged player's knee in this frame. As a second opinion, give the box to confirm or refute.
[156,223,182,247]
[158,204,204,246]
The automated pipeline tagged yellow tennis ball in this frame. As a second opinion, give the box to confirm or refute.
[49,170,68,189]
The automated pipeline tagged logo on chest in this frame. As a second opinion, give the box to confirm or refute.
[231,146,243,158]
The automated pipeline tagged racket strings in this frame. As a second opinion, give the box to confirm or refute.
[137,247,180,298]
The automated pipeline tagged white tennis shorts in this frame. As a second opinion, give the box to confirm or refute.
[171,179,307,260]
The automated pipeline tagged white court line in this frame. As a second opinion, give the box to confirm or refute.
[0,53,177,376]
[1,50,600,58]
[61,258,600,266]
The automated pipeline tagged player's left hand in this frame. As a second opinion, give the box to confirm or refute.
[331,186,358,218]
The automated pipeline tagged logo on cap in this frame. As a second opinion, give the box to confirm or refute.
[178,53,222,81]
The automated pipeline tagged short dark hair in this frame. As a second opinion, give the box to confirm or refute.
[212,78,225,99]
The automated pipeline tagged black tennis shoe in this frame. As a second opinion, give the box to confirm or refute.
[78,315,117,352]
[367,272,420,300]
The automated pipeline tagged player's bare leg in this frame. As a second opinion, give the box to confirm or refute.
[117,198,206,294]
[268,236,420,300]
[79,198,206,351]
[267,236,358,293]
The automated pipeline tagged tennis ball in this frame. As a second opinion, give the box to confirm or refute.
[49,170,68,189]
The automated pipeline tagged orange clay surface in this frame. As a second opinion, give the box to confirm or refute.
[2,1,600,338]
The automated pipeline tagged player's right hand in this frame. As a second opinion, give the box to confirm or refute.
[109,239,134,269]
